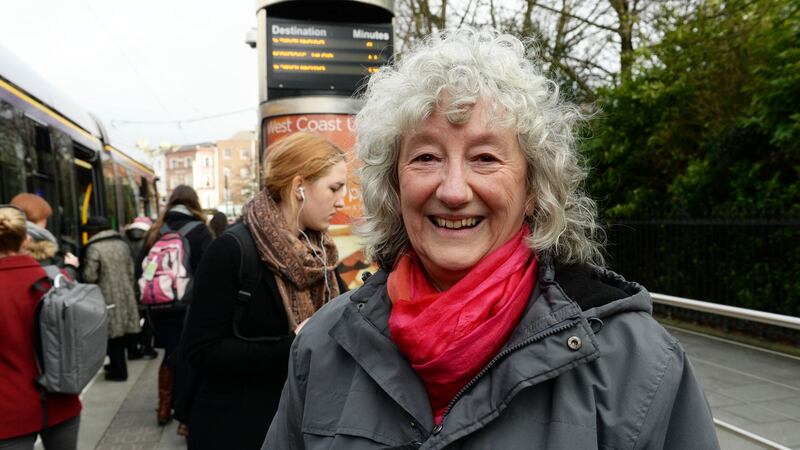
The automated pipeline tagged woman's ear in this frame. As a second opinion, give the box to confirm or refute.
[522,195,536,223]
[291,176,304,201]
[525,195,536,218]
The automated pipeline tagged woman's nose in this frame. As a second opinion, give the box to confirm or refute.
[436,163,472,207]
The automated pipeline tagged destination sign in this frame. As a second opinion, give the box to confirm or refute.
[266,17,393,94]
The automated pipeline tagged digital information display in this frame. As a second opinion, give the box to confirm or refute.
[266,17,392,93]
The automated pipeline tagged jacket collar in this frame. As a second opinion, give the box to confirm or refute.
[87,229,120,244]
[0,254,42,270]
[329,271,435,430]
[330,257,655,438]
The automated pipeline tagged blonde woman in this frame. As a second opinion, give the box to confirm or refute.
[0,205,80,449]
[184,132,348,449]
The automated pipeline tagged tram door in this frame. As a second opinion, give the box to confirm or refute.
[74,144,100,247]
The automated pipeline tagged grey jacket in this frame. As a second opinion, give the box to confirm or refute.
[83,230,141,339]
[264,261,719,450]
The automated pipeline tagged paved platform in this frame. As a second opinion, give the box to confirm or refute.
[65,356,186,450]
[70,325,800,449]
[667,326,800,450]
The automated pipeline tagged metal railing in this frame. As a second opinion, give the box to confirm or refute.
[651,292,800,331]
[714,419,793,450]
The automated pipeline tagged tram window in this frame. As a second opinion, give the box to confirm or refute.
[129,171,146,218]
[100,151,119,230]
[149,179,160,217]
[139,176,150,217]
[0,99,27,202]
[26,119,58,232]
[116,164,137,225]
[52,129,79,252]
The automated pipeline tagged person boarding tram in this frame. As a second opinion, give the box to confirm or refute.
[0,204,81,450]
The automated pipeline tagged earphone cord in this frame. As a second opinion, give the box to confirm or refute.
[297,194,332,301]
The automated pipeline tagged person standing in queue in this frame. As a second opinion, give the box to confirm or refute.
[184,132,348,450]
[0,205,81,449]
[208,211,229,239]
[264,29,719,449]
[124,217,158,360]
[11,193,79,278]
[137,185,212,426]
[81,216,141,382]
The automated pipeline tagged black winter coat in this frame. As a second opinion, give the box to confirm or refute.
[185,224,346,449]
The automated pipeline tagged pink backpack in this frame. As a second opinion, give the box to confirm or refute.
[139,222,201,306]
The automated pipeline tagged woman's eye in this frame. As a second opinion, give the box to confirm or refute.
[476,154,499,163]
[413,153,436,163]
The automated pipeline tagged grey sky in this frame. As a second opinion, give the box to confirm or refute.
[0,0,259,151]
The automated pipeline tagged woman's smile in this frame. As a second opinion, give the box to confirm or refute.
[398,99,529,290]
[428,215,484,230]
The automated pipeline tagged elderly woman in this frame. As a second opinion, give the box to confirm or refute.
[264,29,719,450]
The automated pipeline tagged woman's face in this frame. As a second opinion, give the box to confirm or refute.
[298,160,348,232]
[398,101,529,290]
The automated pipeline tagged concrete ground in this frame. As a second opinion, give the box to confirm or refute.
[667,326,800,450]
[68,356,185,450]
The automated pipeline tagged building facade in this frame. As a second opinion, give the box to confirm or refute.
[216,130,257,215]
[152,131,256,215]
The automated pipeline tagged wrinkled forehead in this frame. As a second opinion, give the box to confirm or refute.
[401,95,517,144]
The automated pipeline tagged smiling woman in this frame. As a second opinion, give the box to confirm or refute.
[264,28,720,450]
[397,100,529,290]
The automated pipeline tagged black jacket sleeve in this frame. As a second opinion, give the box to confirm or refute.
[185,234,294,376]
[186,224,213,274]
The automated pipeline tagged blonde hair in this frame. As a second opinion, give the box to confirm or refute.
[263,132,346,216]
[0,206,27,254]
[356,28,604,268]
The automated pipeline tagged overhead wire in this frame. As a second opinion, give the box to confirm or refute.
[81,0,188,140]
[110,107,256,128]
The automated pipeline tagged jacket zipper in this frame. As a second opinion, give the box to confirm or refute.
[434,317,581,434]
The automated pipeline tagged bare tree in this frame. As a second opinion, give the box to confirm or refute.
[393,0,690,101]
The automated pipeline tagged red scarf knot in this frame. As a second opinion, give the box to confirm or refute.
[387,226,538,424]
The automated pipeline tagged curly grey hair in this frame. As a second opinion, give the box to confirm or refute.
[355,28,604,269]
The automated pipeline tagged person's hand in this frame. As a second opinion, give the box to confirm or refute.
[294,318,310,334]
[64,252,79,268]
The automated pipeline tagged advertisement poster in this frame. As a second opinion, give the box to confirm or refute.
[264,113,378,288]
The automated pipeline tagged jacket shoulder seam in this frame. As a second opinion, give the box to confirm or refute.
[627,338,680,450]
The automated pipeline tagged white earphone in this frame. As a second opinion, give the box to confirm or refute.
[295,184,332,300]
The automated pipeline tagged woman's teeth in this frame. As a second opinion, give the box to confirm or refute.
[433,217,479,229]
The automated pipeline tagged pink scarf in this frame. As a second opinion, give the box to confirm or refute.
[387,227,538,424]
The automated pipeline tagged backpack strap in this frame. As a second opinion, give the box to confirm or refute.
[42,264,61,280]
[30,265,59,300]
[32,265,60,430]
[158,220,201,238]
[227,222,281,342]
[176,221,202,236]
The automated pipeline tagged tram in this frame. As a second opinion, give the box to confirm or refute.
[0,44,158,258]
